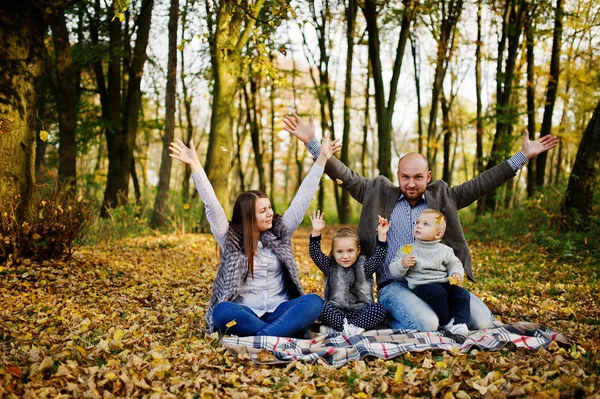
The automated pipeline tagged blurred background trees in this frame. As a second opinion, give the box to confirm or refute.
[1,0,599,234]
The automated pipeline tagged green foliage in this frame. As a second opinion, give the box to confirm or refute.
[462,185,600,262]
[85,189,206,244]
[0,185,96,265]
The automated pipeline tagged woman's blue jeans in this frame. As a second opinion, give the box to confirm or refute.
[212,294,323,337]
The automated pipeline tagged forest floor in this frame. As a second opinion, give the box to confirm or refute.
[1,226,599,398]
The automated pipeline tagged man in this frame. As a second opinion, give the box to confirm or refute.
[284,114,558,331]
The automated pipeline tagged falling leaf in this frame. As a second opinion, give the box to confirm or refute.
[39,130,49,141]
[335,179,343,185]
[220,146,229,152]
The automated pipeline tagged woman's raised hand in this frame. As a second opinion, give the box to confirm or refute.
[315,133,342,166]
[169,139,202,172]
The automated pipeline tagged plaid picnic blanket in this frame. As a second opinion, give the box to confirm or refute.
[222,322,570,368]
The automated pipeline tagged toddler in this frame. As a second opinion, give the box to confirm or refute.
[388,209,470,343]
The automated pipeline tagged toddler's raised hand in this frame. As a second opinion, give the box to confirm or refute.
[310,210,326,237]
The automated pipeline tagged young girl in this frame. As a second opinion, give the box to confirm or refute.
[309,211,390,335]
[169,135,341,337]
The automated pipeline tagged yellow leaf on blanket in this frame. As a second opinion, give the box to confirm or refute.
[401,244,413,254]
[226,320,237,328]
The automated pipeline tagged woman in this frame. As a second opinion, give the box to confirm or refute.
[169,134,341,337]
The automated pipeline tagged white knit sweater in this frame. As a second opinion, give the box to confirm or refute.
[388,240,464,289]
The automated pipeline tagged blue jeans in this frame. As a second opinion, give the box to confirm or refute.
[378,281,493,331]
[212,294,323,337]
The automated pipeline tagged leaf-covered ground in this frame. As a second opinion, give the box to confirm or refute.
[1,227,599,398]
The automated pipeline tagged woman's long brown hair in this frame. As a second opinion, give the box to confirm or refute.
[231,190,269,278]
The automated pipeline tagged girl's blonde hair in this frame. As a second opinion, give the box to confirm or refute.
[329,227,360,257]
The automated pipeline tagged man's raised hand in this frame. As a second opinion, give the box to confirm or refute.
[521,129,559,160]
[283,113,316,144]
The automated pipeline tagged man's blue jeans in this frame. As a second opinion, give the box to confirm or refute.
[212,294,323,337]
[378,281,493,331]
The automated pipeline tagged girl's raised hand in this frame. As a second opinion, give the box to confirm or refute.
[309,210,326,236]
[377,215,390,241]
[169,139,201,172]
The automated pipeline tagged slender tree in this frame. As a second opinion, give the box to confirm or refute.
[474,0,484,175]
[339,0,358,223]
[424,0,464,165]
[524,1,536,197]
[361,0,418,179]
[479,0,526,212]
[152,0,179,228]
[92,0,155,216]
[49,7,79,190]
[536,0,564,187]
[203,0,266,216]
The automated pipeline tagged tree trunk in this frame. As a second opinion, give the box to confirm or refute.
[362,60,372,177]
[101,0,154,216]
[49,9,78,190]
[426,0,463,165]
[35,80,50,180]
[180,0,195,200]
[441,94,452,184]
[362,0,417,179]
[536,0,564,187]
[244,80,266,193]
[204,0,265,219]
[524,4,536,197]
[563,100,600,228]
[475,0,484,175]
[0,2,47,218]
[479,0,525,213]
[152,0,179,228]
[340,0,357,224]
[410,32,424,154]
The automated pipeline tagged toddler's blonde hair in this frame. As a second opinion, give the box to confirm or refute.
[420,209,447,235]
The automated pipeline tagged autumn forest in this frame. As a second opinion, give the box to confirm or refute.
[1,0,599,397]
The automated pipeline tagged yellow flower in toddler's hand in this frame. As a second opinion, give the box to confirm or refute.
[401,244,413,254]
[448,276,459,285]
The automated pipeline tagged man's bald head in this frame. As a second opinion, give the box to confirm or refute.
[396,152,432,206]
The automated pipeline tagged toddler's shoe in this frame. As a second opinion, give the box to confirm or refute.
[319,325,338,335]
[444,323,469,344]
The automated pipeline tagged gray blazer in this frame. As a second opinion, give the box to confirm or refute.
[322,156,516,283]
